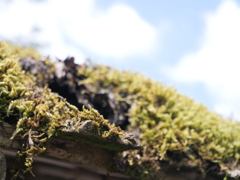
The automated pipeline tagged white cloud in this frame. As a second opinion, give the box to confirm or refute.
[0,0,157,62]
[167,0,240,120]
[0,0,86,61]
[61,1,157,59]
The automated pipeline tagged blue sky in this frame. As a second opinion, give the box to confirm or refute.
[1,0,240,120]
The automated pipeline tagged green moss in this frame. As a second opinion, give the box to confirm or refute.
[55,106,140,151]
[77,62,240,178]
[4,41,41,60]
[2,40,240,179]
[0,42,139,179]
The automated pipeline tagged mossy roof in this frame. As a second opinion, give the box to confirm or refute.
[76,62,240,179]
[0,42,140,179]
[60,60,240,179]
[1,41,240,180]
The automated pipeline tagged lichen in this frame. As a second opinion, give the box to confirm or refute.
[0,42,139,179]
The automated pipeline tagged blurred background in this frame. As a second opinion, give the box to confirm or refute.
[1,0,240,121]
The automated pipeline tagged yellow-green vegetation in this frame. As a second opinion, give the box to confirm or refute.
[78,63,240,178]
[3,41,41,60]
[0,42,139,179]
[1,41,240,179]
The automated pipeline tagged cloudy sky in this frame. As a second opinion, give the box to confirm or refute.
[1,0,240,120]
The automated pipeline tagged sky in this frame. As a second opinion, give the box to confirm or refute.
[0,0,240,120]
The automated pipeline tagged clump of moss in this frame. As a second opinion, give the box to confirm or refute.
[3,40,240,179]
[0,42,140,179]
[77,62,240,178]
[4,41,41,60]
[0,42,35,116]
[7,86,137,178]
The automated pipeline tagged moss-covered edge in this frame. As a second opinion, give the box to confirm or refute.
[0,42,137,179]
[2,41,240,179]
[76,61,240,178]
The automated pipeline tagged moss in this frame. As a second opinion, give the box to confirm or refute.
[0,41,139,179]
[4,41,41,60]
[55,106,140,151]
[77,62,240,178]
[2,40,240,179]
